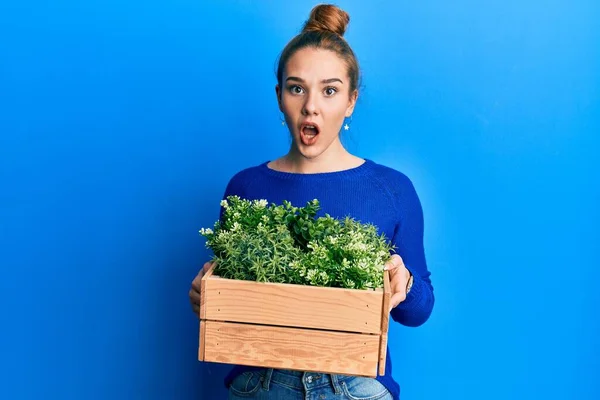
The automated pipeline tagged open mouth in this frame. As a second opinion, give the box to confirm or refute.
[300,122,320,146]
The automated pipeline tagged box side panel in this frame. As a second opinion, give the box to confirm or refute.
[198,320,206,361]
[203,321,380,377]
[378,333,388,376]
[378,270,391,375]
[200,282,206,320]
[204,277,382,334]
[199,263,215,320]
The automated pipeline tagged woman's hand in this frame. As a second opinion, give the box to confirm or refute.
[189,261,213,318]
[384,254,413,312]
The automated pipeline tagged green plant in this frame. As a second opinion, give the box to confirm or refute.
[199,195,395,290]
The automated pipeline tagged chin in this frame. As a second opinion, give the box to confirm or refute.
[299,150,323,160]
[294,142,323,159]
[291,134,335,160]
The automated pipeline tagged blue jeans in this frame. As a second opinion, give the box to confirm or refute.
[228,368,393,400]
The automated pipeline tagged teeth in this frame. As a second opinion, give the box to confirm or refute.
[302,124,318,138]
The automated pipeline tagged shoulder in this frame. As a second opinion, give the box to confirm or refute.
[365,160,424,222]
[367,159,418,196]
[228,163,264,183]
[222,161,268,196]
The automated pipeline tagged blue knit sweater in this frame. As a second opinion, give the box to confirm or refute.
[218,158,435,400]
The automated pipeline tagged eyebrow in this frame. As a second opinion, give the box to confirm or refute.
[286,76,344,84]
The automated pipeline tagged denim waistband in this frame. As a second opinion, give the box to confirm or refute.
[256,368,354,394]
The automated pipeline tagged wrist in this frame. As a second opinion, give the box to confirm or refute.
[406,270,414,294]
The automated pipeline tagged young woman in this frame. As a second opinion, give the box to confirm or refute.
[189,4,435,400]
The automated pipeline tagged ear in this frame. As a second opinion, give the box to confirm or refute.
[345,89,358,117]
[275,84,283,112]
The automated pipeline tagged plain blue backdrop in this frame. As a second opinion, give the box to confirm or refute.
[1,0,598,399]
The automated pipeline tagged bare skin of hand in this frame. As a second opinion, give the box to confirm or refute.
[189,261,213,318]
[384,254,412,312]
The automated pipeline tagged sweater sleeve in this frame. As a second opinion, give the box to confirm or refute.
[389,174,435,327]
[218,170,248,222]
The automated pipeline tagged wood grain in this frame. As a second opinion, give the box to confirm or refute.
[203,321,380,377]
[198,320,206,361]
[378,270,391,375]
[203,276,383,334]
[199,263,216,320]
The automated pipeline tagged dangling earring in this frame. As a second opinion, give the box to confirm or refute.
[280,114,286,126]
[343,115,352,131]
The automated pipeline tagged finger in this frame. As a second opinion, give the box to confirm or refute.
[192,304,200,317]
[383,258,398,271]
[387,265,407,284]
[384,254,404,271]
[388,266,402,281]
[191,278,202,291]
[391,254,405,268]
[192,267,208,289]
[189,289,200,304]
[389,292,407,312]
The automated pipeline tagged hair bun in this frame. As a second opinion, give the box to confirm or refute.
[302,4,350,37]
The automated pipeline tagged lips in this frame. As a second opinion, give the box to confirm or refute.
[299,122,320,146]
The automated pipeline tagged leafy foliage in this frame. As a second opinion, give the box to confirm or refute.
[199,196,394,290]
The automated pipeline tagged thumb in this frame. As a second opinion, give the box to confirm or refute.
[383,259,399,271]
[389,292,406,312]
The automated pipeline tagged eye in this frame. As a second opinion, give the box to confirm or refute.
[288,85,304,95]
[324,86,338,96]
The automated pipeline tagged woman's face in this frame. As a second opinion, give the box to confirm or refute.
[276,47,357,160]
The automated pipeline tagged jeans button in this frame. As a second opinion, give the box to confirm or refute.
[307,376,313,383]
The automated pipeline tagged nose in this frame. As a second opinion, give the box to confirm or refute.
[302,91,319,116]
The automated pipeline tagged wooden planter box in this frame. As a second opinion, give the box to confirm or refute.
[198,263,391,377]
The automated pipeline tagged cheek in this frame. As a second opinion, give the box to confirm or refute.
[324,104,349,128]
[281,98,300,116]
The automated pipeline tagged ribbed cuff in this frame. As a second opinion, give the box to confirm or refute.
[395,266,424,311]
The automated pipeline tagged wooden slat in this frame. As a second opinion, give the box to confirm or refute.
[203,276,383,334]
[199,262,216,320]
[378,333,388,376]
[198,320,206,361]
[203,262,216,278]
[378,270,391,375]
[203,321,380,377]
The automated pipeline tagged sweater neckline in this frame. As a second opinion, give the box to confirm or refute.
[258,158,374,180]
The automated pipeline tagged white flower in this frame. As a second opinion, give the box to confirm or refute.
[199,228,214,235]
[254,199,268,208]
[220,200,228,208]
[217,231,230,241]
[319,271,329,283]
[356,259,369,270]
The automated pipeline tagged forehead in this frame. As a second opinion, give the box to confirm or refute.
[284,47,347,82]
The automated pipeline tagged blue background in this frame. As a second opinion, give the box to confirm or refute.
[1,0,598,399]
